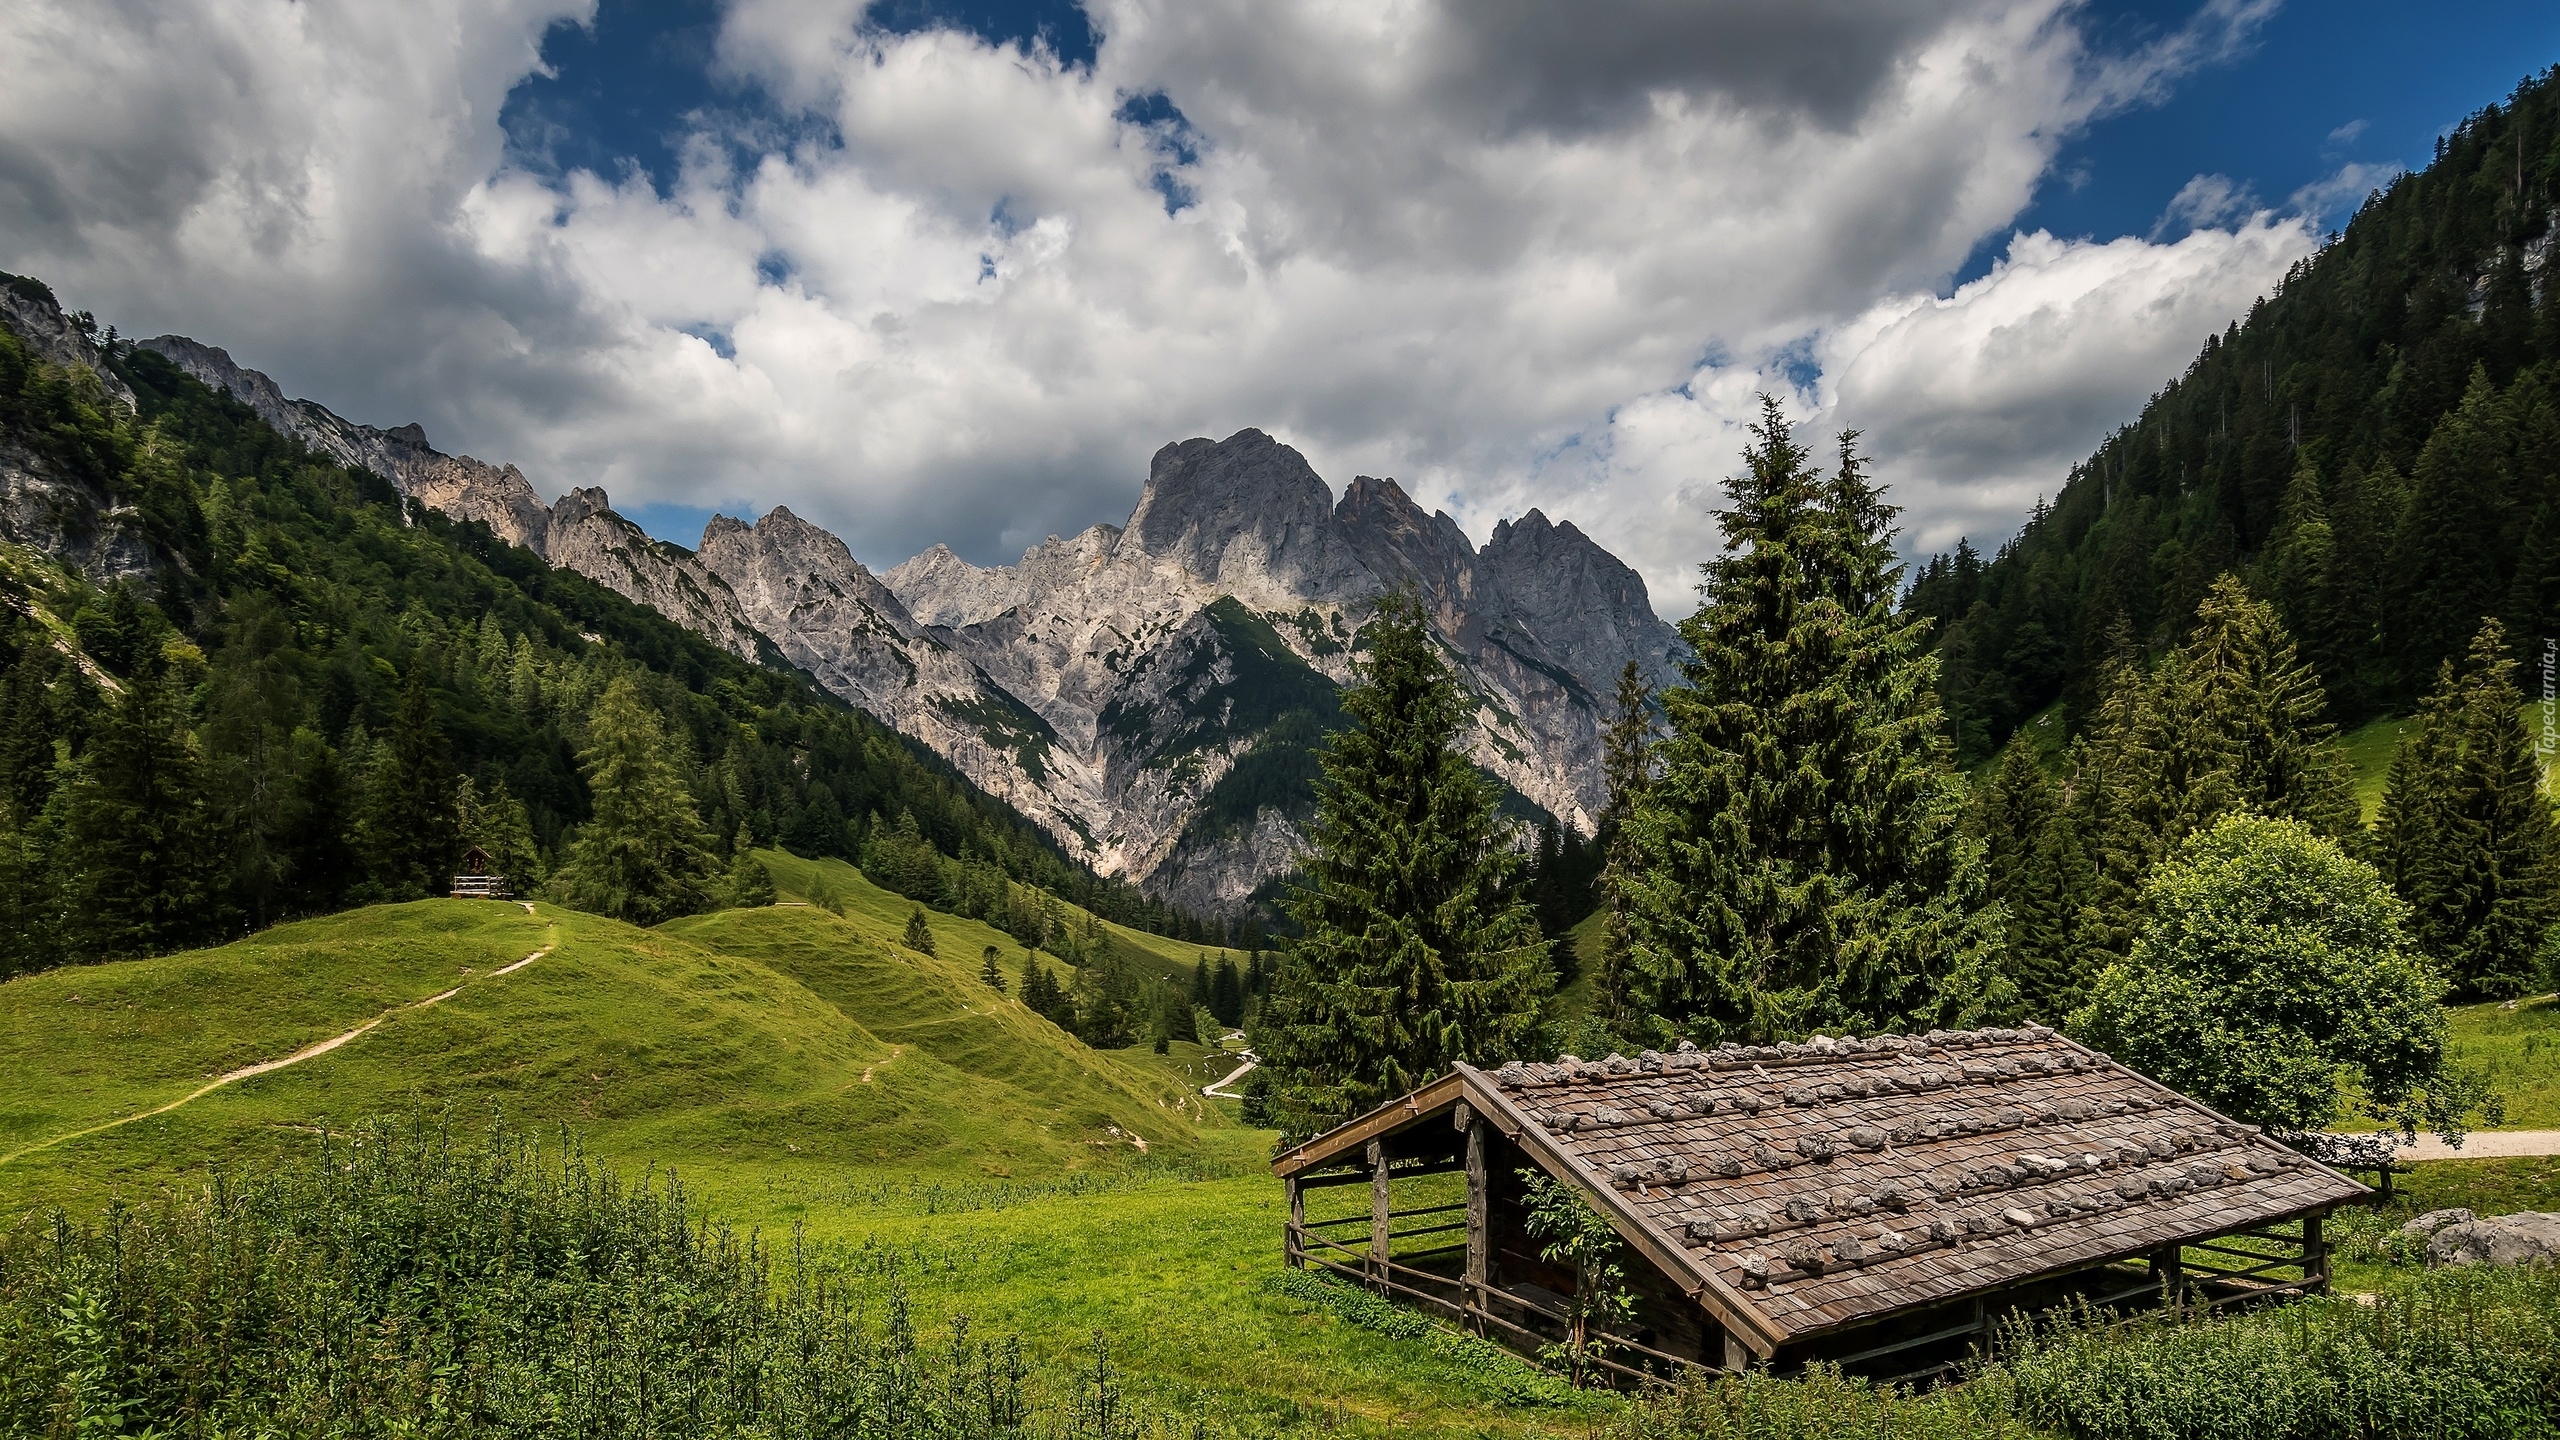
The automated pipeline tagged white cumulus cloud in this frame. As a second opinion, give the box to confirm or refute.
[0,0,2312,616]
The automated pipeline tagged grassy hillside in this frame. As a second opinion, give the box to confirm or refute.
[0,891,1214,1214]
[758,845,1248,987]
[0,876,1603,1435]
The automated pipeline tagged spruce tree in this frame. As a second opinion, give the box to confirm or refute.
[722,824,774,908]
[2379,619,2560,998]
[547,676,719,925]
[1591,660,1653,1036]
[2051,580,2359,978]
[0,798,52,977]
[1021,959,1068,1025]
[459,775,544,890]
[1972,734,2075,1018]
[980,944,1007,993]
[2149,575,2359,840]
[2393,368,2515,681]
[902,907,937,956]
[1619,402,2006,1043]
[358,662,462,899]
[1259,590,1553,1139]
[49,671,216,960]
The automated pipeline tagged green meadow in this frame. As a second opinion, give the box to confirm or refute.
[0,857,1596,1436]
[6,849,2558,1436]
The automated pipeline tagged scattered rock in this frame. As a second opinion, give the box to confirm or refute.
[2426,1213,2560,1268]
[2400,1208,2475,1239]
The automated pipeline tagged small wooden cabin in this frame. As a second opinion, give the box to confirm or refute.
[1271,1025,2365,1383]
[450,846,510,900]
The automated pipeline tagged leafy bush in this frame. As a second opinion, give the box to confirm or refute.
[2073,814,2483,1141]
[0,1118,1062,1438]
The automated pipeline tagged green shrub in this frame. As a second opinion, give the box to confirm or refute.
[1997,1266,2560,1440]
[1604,1363,2036,1439]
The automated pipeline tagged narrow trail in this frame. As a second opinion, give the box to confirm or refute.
[1203,1044,1259,1099]
[0,930,557,1168]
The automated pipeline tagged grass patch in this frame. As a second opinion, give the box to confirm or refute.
[2449,994,2560,1129]
[1260,1269,1581,1409]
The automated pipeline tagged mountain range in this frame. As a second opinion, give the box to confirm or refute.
[122,334,1682,915]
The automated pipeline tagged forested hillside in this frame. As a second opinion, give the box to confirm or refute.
[1907,66,2560,755]
[0,280,1214,977]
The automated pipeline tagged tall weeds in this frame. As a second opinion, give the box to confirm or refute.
[0,1119,1066,1438]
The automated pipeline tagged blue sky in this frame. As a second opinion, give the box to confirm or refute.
[16,0,2560,603]
[1997,0,2560,265]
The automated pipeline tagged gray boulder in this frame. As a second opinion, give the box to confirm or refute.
[2425,1212,2560,1268]
[2399,1207,2475,1239]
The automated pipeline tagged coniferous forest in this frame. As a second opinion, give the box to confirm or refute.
[0,292,1220,978]
[1896,67,2560,1023]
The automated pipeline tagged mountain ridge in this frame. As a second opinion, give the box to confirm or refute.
[120,331,1681,916]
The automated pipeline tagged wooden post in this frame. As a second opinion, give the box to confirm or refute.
[1368,1138,1391,1291]
[1719,1324,1751,1373]
[2152,1245,2185,1311]
[1460,1103,1488,1334]
[1284,1175,1304,1270]
[2303,1212,2329,1293]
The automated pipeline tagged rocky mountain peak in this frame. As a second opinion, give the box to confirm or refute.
[1478,504,1682,697]
[552,486,612,528]
[882,541,1012,628]
[1334,474,1481,628]
[1127,428,1366,597]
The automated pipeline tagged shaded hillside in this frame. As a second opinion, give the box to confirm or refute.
[1908,66,2560,758]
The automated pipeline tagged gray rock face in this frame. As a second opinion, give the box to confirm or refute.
[1128,429,1370,598]
[0,284,149,580]
[2,281,135,411]
[843,429,1686,908]
[1479,508,1688,702]
[2425,1211,2560,1268]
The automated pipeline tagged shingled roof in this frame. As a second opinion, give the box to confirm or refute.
[1275,1025,2366,1352]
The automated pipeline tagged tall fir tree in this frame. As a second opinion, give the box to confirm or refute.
[1259,590,1553,1140]
[2393,368,2516,682]
[1618,402,2007,1044]
[721,823,775,908]
[1591,659,1654,1035]
[47,671,217,961]
[458,775,544,890]
[2038,580,2359,987]
[1971,734,2077,1018]
[547,676,719,925]
[2378,619,2560,998]
[358,661,462,899]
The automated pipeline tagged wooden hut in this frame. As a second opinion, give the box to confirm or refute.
[449,845,510,900]
[1271,1025,2365,1383]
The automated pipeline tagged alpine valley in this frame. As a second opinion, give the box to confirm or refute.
[122,332,1683,916]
